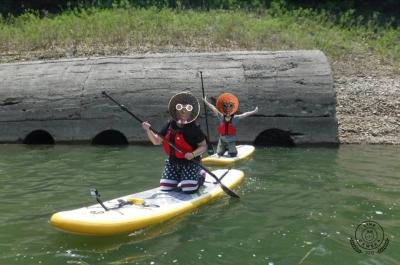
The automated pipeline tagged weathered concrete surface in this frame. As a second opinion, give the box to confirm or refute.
[0,51,338,145]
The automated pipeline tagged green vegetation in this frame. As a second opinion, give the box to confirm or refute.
[0,4,399,67]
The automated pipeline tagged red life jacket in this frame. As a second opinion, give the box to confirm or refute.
[162,127,194,159]
[218,115,236,136]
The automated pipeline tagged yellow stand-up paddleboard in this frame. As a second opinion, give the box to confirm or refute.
[202,145,255,166]
[50,169,244,236]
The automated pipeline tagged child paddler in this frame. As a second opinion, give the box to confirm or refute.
[203,93,258,157]
[142,92,207,194]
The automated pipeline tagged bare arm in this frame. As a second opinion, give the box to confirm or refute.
[184,139,208,160]
[142,122,163,145]
[203,97,221,116]
[236,106,258,120]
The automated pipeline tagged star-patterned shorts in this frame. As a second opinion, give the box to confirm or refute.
[160,159,201,193]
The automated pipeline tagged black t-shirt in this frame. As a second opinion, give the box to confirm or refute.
[159,120,205,150]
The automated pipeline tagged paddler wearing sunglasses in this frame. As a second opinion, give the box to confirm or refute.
[142,92,207,194]
[203,93,258,157]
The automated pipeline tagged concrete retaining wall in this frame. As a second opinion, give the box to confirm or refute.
[0,51,338,146]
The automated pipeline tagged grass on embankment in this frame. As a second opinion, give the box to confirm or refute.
[0,6,399,68]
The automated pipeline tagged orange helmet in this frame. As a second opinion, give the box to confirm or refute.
[216,93,239,115]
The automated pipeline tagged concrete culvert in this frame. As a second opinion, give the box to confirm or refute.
[0,51,338,145]
[92,130,128,145]
[254,129,295,147]
[23,130,55,145]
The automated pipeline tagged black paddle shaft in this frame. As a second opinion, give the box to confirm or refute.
[101,91,240,198]
[200,71,214,155]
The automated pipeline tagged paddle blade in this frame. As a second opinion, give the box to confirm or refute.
[220,183,240,198]
[202,164,240,198]
[204,168,240,198]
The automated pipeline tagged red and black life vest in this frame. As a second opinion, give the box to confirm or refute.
[218,115,236,136]
[162,127,194,159]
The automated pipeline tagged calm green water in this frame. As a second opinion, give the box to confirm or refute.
[0,145,399,265]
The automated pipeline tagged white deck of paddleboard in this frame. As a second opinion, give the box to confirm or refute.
[53,169,243,223]
[202,145,255,164]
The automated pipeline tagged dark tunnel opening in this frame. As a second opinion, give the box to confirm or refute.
[92,130,129,145]
[23,130,55,145]
[254,128,295,147]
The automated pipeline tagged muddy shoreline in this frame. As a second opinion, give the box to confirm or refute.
[332,58,400,144]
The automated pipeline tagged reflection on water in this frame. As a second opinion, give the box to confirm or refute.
[0,144,399,264]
